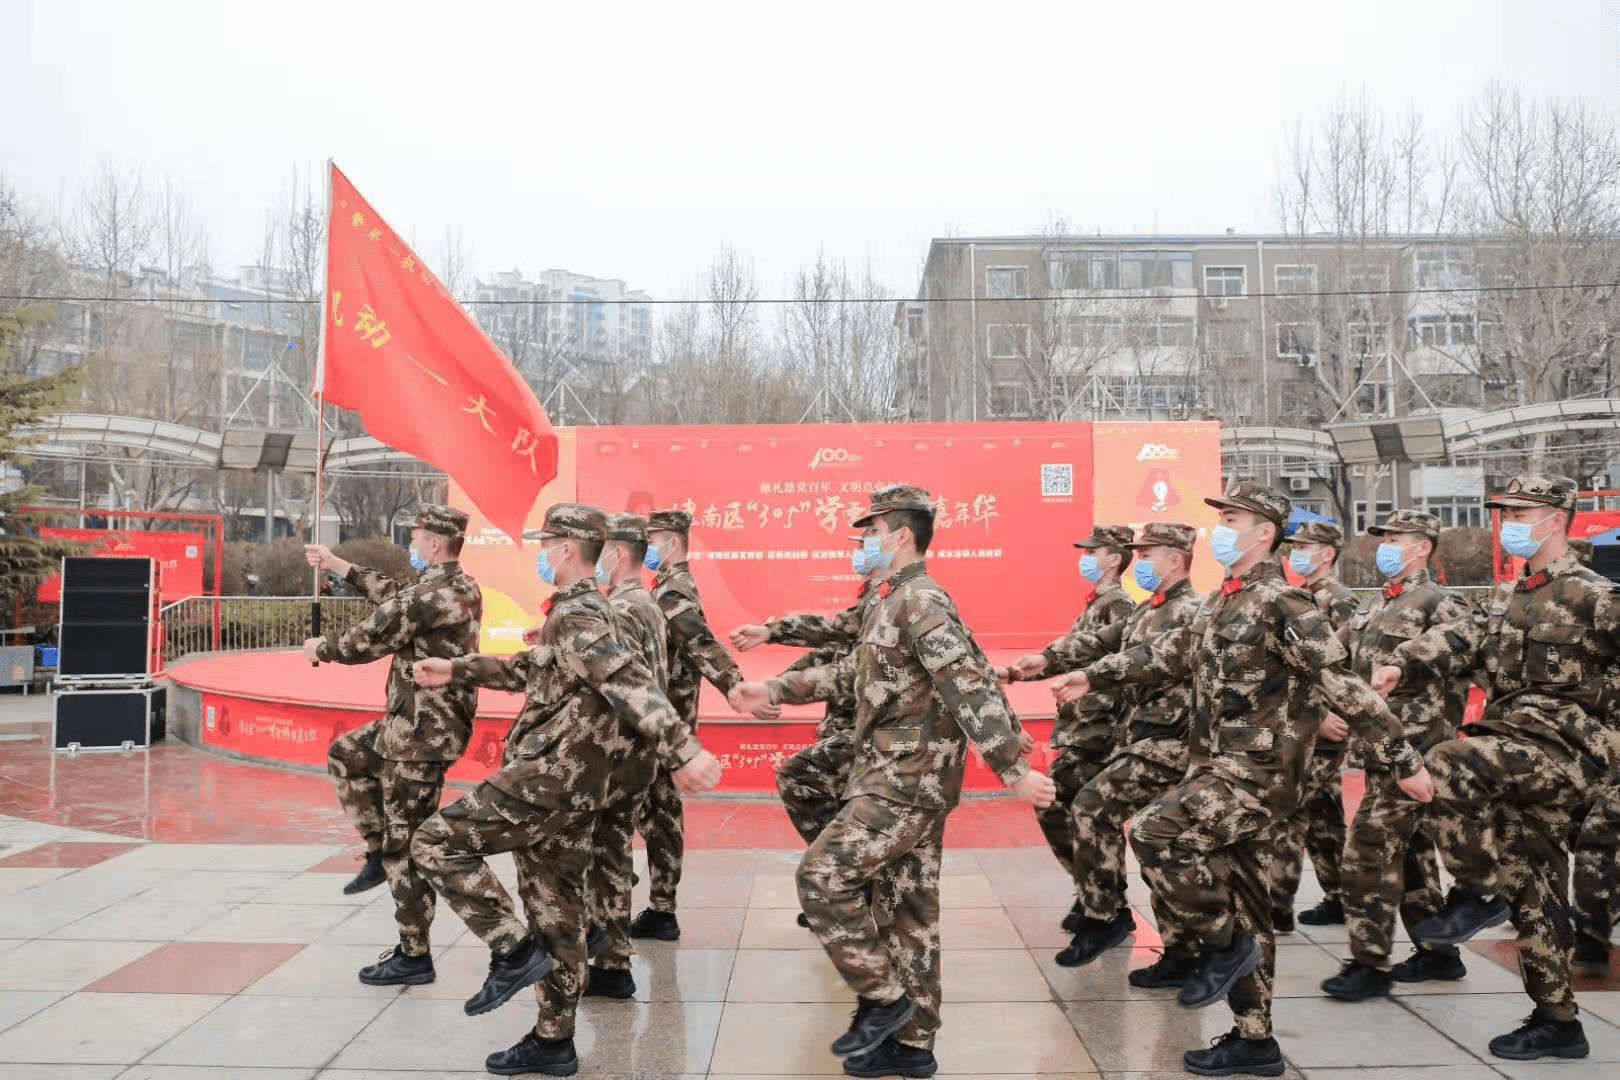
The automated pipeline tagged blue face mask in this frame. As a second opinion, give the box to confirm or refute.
[1500,520,1545,559]
[408,547,428,573]
[594,554,613,586]
[1375,542,1407,578]
[534,546,557,585]
[643,544,662,571]
[1078,554,1102,582]
[851,537,883,576]
[1132,559,1161,592]
[1287,549,1316,578]
[1209,524,1245,567]
[862,534,895,574]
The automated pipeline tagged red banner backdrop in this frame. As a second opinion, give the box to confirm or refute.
[36,528,205,604]
[1088,422,1225,598]
[573,422,1096,649]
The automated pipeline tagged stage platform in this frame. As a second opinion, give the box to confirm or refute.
[166,646,1059,792]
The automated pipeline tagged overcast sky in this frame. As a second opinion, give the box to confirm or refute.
[3,0,1618,303]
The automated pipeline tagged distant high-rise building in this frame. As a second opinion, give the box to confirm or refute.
[471,268,653,378]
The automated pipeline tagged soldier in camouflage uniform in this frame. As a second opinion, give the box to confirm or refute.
[1568,536,1618,973]
[631,508,747,942]
[1320,509,1477,1001]
[730,534,886,851]
[730,484,1056,1078]
[1061,482,1433,1077]
[1376,475,1620,1060]
[1004,524,1136,926]
[411,502,723,1078]
[1041,522,1204,975]
[1268,519,1360,931]
[582,512,668,1000]
[302,505,482,986]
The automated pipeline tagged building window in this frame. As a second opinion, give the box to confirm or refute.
[1413,247,1475,290]
[1280,380,1321,417]
[986,267,1027,298]
[1346,321,1390,356]
[1066,315,1123,350]
[1416,496,1486,529]
[1277,322,1318,358]
[1203,320,1254,357]
[1410,314,1476,348]
[906,311,925,341]
[1204,266,1246,297]
[987,324,1028,359]
[1346,264,1390,294]
[1119,252,1195,291]
[1354,500,1395,535]
[1131,316,1195,349]
[989,383,1034,417]
[1275,265,1317,295]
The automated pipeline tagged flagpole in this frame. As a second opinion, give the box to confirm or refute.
[310,159,333,664]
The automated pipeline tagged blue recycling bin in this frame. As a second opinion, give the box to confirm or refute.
[36,646,58,668]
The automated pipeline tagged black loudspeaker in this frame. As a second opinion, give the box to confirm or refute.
[57,557,157,679]
[53,687,166,750]
[1593,543,1620,586]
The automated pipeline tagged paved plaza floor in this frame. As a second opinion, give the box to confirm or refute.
[0,692,1617,1079]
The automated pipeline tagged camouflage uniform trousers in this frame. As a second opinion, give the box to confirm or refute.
[797,794,948,1051]
[637,764,685,913]
[327,719,447,956]
[1037,735,1112,884]
[1426,735,1590,1020]
[1130,772,1281,1039]
[1267,743,1347,914]
[1573,782,1620,951]
[1069,748,1192,947]
[412,783,597,1040]
[776,731,855,846]
[1340,763,1455,969]
[584,795,642,972]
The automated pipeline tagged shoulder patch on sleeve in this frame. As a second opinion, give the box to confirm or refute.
[916,620,972,673]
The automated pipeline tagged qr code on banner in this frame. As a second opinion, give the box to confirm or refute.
[1041,463,1073,497]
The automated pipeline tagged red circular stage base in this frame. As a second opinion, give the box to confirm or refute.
[166,648,1058,793]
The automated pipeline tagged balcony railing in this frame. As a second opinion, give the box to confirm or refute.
[161,596,374,664]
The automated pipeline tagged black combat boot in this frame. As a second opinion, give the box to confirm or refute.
[342,850,386,895]
[1320,959,1392,1001]
[485,1033,579,1076]
[628,908,680,940]
[1573,935,1612,973]
[585,925,609,958]
[1413,887,1510,945]
[1059,898,1086,932]
[357,945,434,986]
[1054,909,1135,967]
[1183,1029,1286,1076]
[464,937,554,1016]
[1177,933,1260,1009]
[1296,898,1344,925]
[1487,1006,1590,1060]
[1129,943,1199,988]
[842,1035,938,1077]
[1271,907,1295,933]
[1390,946,1466,982]
[797,911,812,928]
[830,995,916,1058]
[583,966,635,999]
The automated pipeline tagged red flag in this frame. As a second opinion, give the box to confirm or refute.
[320,164,556,542]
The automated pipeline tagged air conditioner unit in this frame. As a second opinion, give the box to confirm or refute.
[1289,476,1311,493]
[1209,297,1229,311]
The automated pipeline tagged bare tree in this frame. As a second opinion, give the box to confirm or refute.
[780,251,900,420]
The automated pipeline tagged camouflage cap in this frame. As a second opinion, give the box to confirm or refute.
[604,512,648,544]
[1126,521,1196,552]
[853,483,934,527]
[647,508,692,535]
[1570,537,1594,568]
[1205,480,1291,529]
[1485,474,1579,512]
[1073,524,1136,550]
[536,502,607,542]
[1290,520,1344,547]
[1369,508,1441,542]
[413,504,469,540]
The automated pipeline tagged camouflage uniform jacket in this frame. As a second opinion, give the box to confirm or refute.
[1303,576,1362,750]
[1345,568,1476,758]
[450,579,698,810]
[1082,560,1422,809]
[652,562,744,723]
[766,560,1030,810]
[605,578,672,804]
[770,584,881,740]
[1393,552,1620,773]
[1038,584,1137,748]
[315,561,482,762]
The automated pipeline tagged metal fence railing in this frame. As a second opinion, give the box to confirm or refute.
[162,596,374,664]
